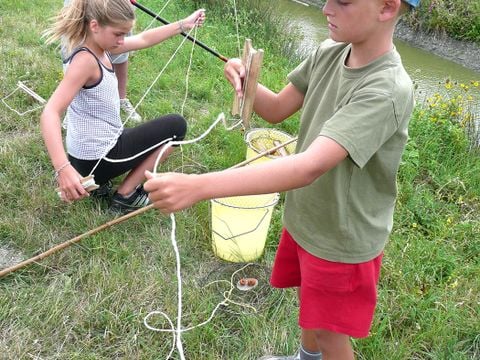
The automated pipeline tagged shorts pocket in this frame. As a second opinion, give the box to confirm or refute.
[301,251,354,293]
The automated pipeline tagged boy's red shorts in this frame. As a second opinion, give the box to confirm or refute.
[270,228,383,338]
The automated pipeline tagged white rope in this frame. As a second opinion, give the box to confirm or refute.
[151,111,225,359]
[171,212,185,360]
[232,0,242,57]
[142,110,259,359]
[180,26,198,116]
[140,0,175,32]
[153,112,226,170]
[1,81,46,116]
[103,137,173,163]
[144,263,258,357]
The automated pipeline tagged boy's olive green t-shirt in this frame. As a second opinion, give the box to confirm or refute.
[283,40,414,263]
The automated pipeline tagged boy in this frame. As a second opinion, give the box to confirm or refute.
[144,0,420,359]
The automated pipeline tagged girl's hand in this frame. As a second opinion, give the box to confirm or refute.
[56,165,89,202]
[224,58,245,98]
[181,9,206,31]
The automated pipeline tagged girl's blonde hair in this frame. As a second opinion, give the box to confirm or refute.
[44,0,135,54]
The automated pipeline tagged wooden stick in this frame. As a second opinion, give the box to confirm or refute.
[232,40,252,116]
[17,81,46,104]
[0,205,154,278]
[230,136,297,168]
[231,39,264,129]
[273,140,290,157]
[241,49,263,129]
[0,137,297,278]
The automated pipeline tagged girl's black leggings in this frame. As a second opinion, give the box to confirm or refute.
[69,114,187,185]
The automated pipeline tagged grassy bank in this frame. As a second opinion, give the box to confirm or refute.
[406,0,480,44]
[1,0,479,359]
[305,0,480,44]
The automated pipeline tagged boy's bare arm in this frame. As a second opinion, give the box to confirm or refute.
[254,83,304,124]
[145,136,348,213]
[224,59,304,124]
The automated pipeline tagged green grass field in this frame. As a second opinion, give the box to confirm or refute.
[1,1,479,359]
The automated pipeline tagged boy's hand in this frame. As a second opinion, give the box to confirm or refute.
[224,58,245,98]
[144,171,201,214]
[182,9,206,31]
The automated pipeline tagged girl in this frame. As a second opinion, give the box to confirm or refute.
[40,0,205,214]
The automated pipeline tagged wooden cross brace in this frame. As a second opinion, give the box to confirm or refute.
[1,81,46,116]
[231,39,264,129]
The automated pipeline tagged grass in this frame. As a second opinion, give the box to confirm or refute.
[307,0,480,44]
[405,0,480,44]
[1,0,479,359]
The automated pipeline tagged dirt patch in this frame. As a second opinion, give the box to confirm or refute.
[0,247,24,270]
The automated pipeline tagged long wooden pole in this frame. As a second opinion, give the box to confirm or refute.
[0,137,297,279]
[0,205,154,278]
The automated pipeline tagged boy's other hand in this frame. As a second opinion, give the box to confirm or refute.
[224,58,245,98]
[144,170,200,214]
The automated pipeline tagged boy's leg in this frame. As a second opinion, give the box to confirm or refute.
[114,60,128,99]
[306,329,353,360]
[302,329,323,355]
[260,229,322,360]
[266,228,383,359]
[112,43,142,123]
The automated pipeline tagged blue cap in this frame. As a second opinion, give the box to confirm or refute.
[403,0,420,7]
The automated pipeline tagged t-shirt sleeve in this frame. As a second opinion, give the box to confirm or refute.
[320,90,399,168]
[287,48,320,94]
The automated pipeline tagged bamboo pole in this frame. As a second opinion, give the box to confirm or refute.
[0,205,154,278]
[0,137,297,278]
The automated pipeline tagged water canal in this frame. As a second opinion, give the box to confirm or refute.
[277,0,480,97]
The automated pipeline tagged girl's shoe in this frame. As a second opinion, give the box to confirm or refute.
[120,98,142,122]
[109,185,150,214]
[90,180,112,199]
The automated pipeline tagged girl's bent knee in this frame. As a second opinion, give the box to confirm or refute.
[151,114,187,141]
